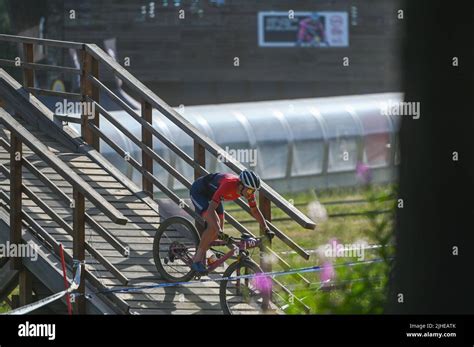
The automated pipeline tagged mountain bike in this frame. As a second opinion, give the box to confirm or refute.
[152,216,275,315]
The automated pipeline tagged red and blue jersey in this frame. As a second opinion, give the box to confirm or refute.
[207,173,256,207]
[190,173,256,216]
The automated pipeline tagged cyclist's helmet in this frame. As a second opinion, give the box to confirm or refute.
[239,170,261,191]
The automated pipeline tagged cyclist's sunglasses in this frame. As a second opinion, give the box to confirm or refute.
[245,188,256,195]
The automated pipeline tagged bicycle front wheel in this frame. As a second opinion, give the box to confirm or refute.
[219,259,273,315]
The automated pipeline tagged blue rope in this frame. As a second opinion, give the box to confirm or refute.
[90,257,392,296]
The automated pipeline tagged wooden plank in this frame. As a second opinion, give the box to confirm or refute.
[19,199,151,210]
[20,172,120,183]
[0,184,136,197]
[83,257,154,266]
[45,225,151,239]
[17,176,124,188]
[49,227,153,238]
[47,235,155,246]
[20,212,159,224]
[90,249,153,258]
[21,205,158,217]
[37,220,158,231]
[0,153,88,161]
[50,241,152,252]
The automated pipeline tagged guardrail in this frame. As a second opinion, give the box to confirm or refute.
[0,34,318,313]
[0,108,129,313]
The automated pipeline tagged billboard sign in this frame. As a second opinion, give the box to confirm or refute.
[258,11,349,47]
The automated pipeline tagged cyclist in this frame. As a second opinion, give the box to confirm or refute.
[190,170,273,273]
[297,14,328,47]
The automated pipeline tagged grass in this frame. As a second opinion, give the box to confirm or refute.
[0,286,18,313]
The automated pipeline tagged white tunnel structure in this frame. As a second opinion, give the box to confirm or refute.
[72,92,403,194]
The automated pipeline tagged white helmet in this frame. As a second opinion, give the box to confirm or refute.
[239,170,261,190]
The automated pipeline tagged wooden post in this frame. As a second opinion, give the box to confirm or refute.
[22,43,34,88]
[193,140,205,180]
[10,134,33,306]
[19,270,32,306]
[141,100,153,196]
[81,51,99,150]
[72,188,86,314]
[10,134,22,271]
[11,295,19,309]
[194,140,205,233]
[259,191,272,310]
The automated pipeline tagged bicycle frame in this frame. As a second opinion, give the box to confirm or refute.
[204,237,263,273]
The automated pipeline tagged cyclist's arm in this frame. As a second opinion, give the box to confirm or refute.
[250,206,268,230]
[248,195,268,230]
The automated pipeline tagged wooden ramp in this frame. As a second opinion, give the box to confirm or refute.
[0,34,317,315]
[0,115,229,315]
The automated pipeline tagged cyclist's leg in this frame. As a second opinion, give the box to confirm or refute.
[190,182,212,264]
[193,209,220,265]
[193,201,223,264]
[216,202,224,231]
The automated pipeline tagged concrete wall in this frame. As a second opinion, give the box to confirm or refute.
[53,0,403,105]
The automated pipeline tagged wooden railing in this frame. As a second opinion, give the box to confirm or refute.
[0,108,129,313]
[0,34,318,312]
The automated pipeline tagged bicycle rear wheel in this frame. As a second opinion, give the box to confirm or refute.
[219,259,272,315]
[153,216,200,282]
